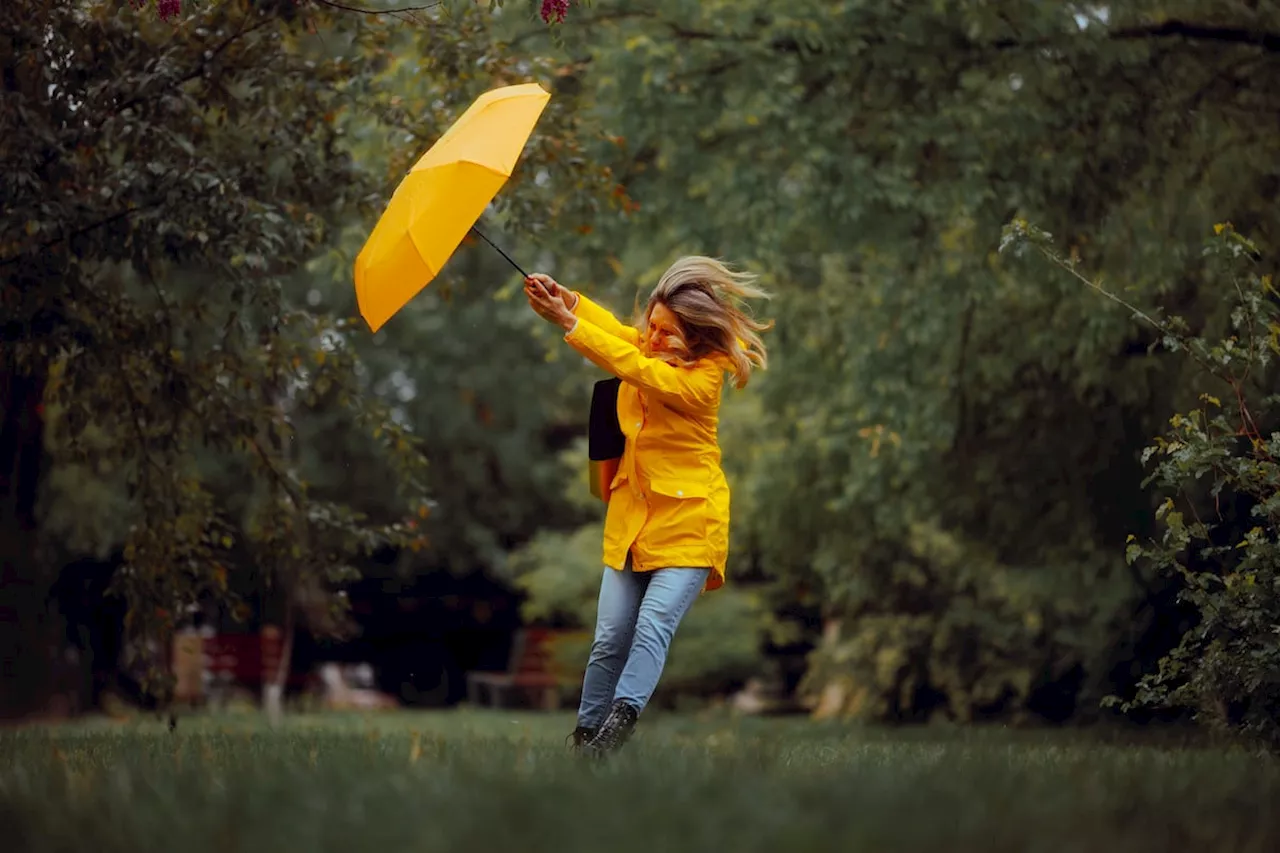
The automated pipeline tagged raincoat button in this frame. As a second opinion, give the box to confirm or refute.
[677,489,684,497]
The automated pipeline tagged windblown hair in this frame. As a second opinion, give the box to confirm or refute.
[636,256,773,389]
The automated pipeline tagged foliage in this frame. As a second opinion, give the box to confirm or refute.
[130,0,586,27]
[541,0,1280,723]
[798,520,1124,723]
[1008,221,1280,743]
[0,0,609,710]
[12,0,1280,731]
[4,0,408,700]
[293,1,621,577]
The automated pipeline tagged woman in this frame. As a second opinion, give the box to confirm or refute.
[523,256,772,757]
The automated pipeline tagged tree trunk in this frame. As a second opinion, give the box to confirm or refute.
[263,602,294,725]
[0,356,53,719]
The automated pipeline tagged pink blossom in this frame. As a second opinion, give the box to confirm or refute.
[156,0,181,22]
[540,0,571,25]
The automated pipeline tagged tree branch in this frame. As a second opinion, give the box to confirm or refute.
[1109,20,1280,53]
[670,56,743,84]
[714,17,1280,58]
[171,379,307,508]
[114,16,275,116]
[307,0,440,15]
[248,433,306,507]
[953,297,975,447]
[982,19,1280,53]
[0,202,161,268]
[668,22,721,41]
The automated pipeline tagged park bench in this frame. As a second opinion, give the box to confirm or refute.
[465,627,579,710]
[195,628,306,700]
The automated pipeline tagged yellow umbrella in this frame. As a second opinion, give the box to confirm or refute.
[354,82,550,333]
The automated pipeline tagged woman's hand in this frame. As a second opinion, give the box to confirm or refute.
[526,273,579,311]
[524,274,577,332]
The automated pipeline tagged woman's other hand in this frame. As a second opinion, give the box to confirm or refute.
[526,273,578,312]
[525,275,577,332]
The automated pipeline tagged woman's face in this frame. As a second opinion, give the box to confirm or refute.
[643,301,686,357]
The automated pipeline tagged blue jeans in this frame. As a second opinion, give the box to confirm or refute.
[576,555,709,728]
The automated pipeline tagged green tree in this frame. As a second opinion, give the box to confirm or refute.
[536,0,1280,722]
[296,1,620,578]
[1010,219,1280,743]
[1,0,423,714]
[0,0,606,716]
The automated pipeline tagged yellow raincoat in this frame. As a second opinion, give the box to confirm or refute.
[565,293,732,592]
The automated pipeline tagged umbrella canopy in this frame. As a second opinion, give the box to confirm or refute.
[354,82,551,332]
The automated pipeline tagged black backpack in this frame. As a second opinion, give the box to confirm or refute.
[587,377,624,501]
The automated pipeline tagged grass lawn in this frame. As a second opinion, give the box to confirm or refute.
[2,709,1278,852]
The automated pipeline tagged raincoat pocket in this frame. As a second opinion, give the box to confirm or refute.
[644,479,711,554]
[647,479,709,501]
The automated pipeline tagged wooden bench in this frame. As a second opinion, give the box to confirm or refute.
[465,628,576,710]
[201,628,306,696]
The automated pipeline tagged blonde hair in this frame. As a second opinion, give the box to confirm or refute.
[635,256,773,389]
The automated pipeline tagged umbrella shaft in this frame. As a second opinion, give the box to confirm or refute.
[470,226,528,278]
